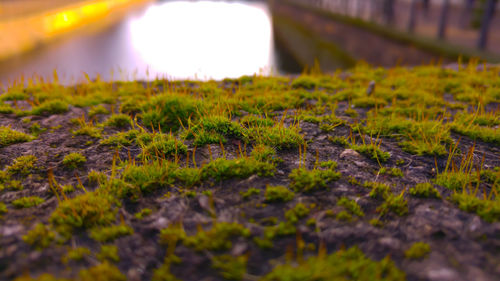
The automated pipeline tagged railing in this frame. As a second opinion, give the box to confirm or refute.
[291,0,499,52]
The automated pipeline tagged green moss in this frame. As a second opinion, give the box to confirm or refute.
[243,125,304,150]
[62,152,86,169]
[100,129,140,147]
[265,185,295,203]
[378,167,404,177]
[329,136,350,147]
[0,126,33,147]
[364,181,391,199]
[240,115,275,127]
[159,222,250,251]
[201,157,275,181]
[49,191,116,229]
[337,197,365,217]
[405,242,431,259]
[89,224,133,242]
[336,210,353,221]
[185,115,243,146]
[13,274,69,281]
[212,254,247,281]
[72,124,102,139]
[435,172,476,190]
[141,94,201,132]
[261,246,405,281]
[289,167,341,193]
[8,180,23,191]
[450,191,500,222]
[30,100,68,115]
[0,202,7,214]
[7,155,37,175]
[1,90,28,101]
[409,183,441,198]
[352,96,387,108]
[22,223,55,249]
[284,203,310,223]
[250,144,277,162]
[63,247,91,263]
[12,196,45,208]
[88,105,109,117]
[139,133,187,159]
[78,262,126,281]
[134,208,152,219]
[377,193,408,216]
[240,187,261,200]
[351,143,390,162]
[97,245,120,262]
[104,114,132,128]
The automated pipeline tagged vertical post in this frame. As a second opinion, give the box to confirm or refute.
[383,0,395,25]
[438,0,450,39]
[461,0,475,28]
[408,0,418,33]
[478,0,497,49]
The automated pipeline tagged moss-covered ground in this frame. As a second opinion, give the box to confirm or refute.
[0,62,499,281]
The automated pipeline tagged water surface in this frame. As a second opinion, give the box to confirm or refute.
[0,0,278,86]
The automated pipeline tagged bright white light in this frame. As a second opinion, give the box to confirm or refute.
[129,1,274,80]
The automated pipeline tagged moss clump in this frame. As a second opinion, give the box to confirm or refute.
[265,185,295,203]
[0,126,33,147]
[201,157,275,181]
[62,152,87,169]
[0,202,7,214]
[12,196,45,208]
[240,187,261,200]
[377,193,408,216]
[78,262,126,281]
[240,115,275,127]
[378,167,404,177]
[88,105,109,117]
[49,191,116,229]
[289,166,341,193]
[141,94,201,132]
[405,242,431,259]
[159,222,250,251]
[89,224,133,242]
[30,100,69,115]
[364,181,391,199]
[450,191,500,222]
[104,114,132,128]
[7,155,37,175]
[13,274,69,281]
[72,124,102,139]
[184,115,243,146]
[139,133,187,159]
[100,129,140,147]
[337,197,365,217]
[63,247,91,263]
[250,144,277,163]
[97,245,120,262]
[134,208,152,219]
[351,144,390,162]
[284,203,310,223]
[409,183,441,198]
[261,246,405,281]
[212,254,247,281]
[435,172,476,190]
[243,125,304,150]
[22,223,55,250]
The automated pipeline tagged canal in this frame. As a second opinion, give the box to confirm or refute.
[0,0,301,86]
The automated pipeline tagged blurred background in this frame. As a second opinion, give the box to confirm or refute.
[0,0,499,86]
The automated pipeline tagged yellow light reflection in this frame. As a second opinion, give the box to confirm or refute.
[128,1,275,80]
